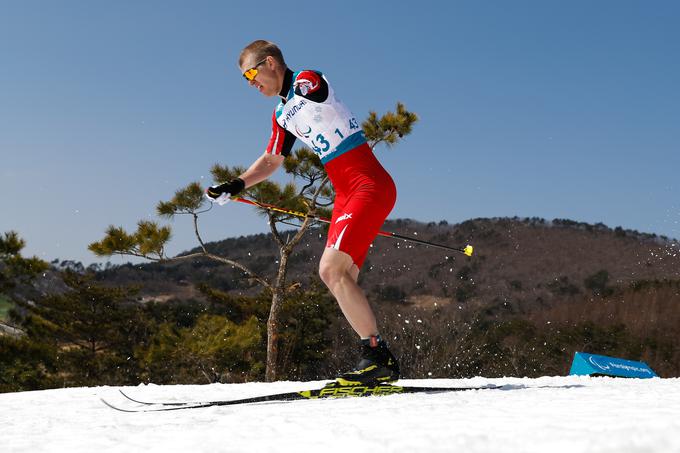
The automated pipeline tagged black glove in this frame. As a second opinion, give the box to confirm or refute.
[206,178,245,200]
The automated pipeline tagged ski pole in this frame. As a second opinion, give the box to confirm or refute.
[231,197,473,256]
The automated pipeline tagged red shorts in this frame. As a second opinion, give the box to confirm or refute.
[324,143,397,268]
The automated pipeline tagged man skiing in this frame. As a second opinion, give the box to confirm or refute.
[206,40,399,385]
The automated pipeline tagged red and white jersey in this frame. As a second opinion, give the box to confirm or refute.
[266,69,366,164]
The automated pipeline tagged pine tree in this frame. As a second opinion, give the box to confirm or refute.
[16,272,147,386]
[88,103,418,381]
[0,230,48,295]
[141,314,263,384]
[1,232,52,392]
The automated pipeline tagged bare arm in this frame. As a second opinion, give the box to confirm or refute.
[239,152,285,188]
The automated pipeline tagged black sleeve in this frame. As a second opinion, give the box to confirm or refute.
[280,129,297,157]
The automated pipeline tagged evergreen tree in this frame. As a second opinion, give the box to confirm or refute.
[1,231,51,392]
[16,272,147,387]
[0,335,57,392]
[141,314,263,384]
[0,230,48,297]
[89,103,418,381]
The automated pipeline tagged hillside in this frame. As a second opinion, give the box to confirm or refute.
[91,216,680,377]
[4,216,680,388]
[98,216,680,311]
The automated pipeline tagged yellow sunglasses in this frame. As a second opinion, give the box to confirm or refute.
[242,57,268,81]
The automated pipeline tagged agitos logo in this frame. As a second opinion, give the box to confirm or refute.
[588,356,611,371]
[295,124,312,138]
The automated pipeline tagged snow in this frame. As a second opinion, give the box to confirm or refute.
[2,376,680,453]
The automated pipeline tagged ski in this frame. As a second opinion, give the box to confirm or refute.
[118,390,190,406]
[102,382,502,412]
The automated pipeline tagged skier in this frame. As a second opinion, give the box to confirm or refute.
[206,40,399,385]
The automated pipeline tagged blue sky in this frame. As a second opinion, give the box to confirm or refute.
[1,1,679,265]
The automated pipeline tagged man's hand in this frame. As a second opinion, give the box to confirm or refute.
[205,178,245,205]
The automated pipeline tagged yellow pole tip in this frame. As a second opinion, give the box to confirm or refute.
[464,245,474,257]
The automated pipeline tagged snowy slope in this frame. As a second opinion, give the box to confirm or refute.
[2,376,680,453]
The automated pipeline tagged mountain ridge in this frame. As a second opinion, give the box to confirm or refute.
[96,216,680,313]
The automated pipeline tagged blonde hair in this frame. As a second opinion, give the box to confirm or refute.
[239,40,286,67]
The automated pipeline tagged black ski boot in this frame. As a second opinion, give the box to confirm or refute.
[336,335,400,386]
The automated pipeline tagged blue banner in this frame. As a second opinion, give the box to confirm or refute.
[569,352,657,378]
